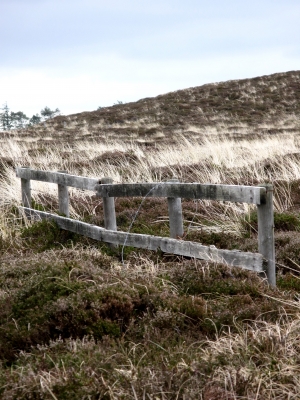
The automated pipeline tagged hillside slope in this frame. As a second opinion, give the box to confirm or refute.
[5,70,300,145]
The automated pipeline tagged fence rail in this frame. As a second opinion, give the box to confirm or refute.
[16,167,276,286]
[16,167,266,204]
[21,208,264,272]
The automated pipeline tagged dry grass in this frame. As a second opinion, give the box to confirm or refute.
[3,70,300,146]
[2,130,300,398]
[1,131,300,242]
[1,70,300,398]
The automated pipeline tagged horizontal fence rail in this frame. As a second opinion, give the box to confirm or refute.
[16,168,99,191]
[16,167,266,204]
[20,208,264,272]
[16,167,276,286]
[94,183,266,204]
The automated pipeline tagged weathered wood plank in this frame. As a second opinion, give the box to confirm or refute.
[95,182,266,204]
[16,168,99,191]
[167,179,184,238]
[101,177,117,231]
[21,208,263,272]
[21,178,31,208]
[57,170,69,217]
[101,177,117,248]
[16,168,266,204]
[257,184,276,286]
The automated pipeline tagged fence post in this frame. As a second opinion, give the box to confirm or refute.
[21,167,31,220]
[167,178,184,239]
[101,177,117,231]
[257,184,276,286]
[57,170,69,217]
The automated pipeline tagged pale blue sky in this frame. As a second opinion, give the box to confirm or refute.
[1,0,299,117]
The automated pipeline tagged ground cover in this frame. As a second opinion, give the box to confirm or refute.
[1,131,300,398]
[1,71,300,398]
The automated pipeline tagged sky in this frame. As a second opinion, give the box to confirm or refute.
[1,0,300,118]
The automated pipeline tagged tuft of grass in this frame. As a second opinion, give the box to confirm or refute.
[20,219,80,252]
[243,210,300,235]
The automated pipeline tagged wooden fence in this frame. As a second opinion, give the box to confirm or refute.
[16,167,276,286]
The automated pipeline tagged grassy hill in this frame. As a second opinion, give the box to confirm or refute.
[1,70,300,399]
[4,69,300,146]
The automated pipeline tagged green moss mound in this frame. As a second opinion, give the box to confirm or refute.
[20,219,80,252]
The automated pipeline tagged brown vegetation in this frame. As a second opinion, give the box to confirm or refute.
[1,70,300,398]
[3,70,300,146]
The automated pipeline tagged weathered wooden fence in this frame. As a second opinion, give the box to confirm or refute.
[16,167,276,286]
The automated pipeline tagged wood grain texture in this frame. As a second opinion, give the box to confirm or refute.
[21,207,264,272]
[57,170,69,218]
[101,177,117,231]
[167,179,184,239]
[21,178,31,208]
[94,182,266,204]
[16,168,99,191]
[257,184,276,286]
[16,168,266,204]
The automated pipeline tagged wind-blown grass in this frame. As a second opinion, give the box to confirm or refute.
[1,70,300,397]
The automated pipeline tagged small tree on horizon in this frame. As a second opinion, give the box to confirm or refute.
[0,103,61,131]
[29,114,42,125]
[0,103,12,130]
[40,106,60,120]
[10,111,29,129]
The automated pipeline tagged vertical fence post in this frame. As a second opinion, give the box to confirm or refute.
[167,178,184,239]
[101,177,117,231]
[257,184,276,286]
[21,167,31,219]
[57,170,69,217]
